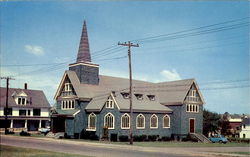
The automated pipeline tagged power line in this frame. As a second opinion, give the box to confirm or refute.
[131,17,249,43]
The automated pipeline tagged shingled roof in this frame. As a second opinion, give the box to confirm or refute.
[0,87,50,108]
[85,92,172,113]
[55,70,204,110]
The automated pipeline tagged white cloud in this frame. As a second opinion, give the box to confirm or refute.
[160,69,181,81]
[25,45,45,56]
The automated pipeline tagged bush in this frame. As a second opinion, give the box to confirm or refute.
[80,129,99,140]
[133,135,147,142]
[119,135,129,142]
[228,137,250,143]
[161,136,172,141]
[182,134,198,142]
[148,135,158,141]
[19,131,30,136]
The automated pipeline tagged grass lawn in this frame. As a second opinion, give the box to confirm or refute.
[230,152,250,155]
[132,141,250,147]
[0,145,91,157]
[66,138,250,147]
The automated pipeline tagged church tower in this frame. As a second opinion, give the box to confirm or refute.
[69,21,99,85]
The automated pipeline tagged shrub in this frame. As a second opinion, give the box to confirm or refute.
[133,135,147,142]
[119,135,129,142]
[80,129,99,140]
[182,134,198,142]
[161,136,171,141]
[148,135,158,141]
[19,131,30,136]
[228,137,250,143]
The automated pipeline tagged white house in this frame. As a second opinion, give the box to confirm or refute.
[0,84,50,132]
[239,118,250,139]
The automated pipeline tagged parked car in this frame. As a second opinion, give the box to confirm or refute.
[38,127,50,134]
[209,134,228,144]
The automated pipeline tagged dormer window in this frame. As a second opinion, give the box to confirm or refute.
[135,94,143,100]
[65,83,72,92]
[147,95,155,101]
[106,98,114,108]
[121,92,130,99]
[17,97,26,105]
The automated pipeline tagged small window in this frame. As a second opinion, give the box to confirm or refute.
[88,113,96,130]
[17,97,26,105]
[243,125,246,129]
[121,92,130,99]
[33,109,41,116]
[163,115,170,128]
[186,104,190,112]
[136,114,145,129]
[4,108,12,115]
[135,94,143,100]
[19,110,26,116]
[150,114,158,128]
[106,98,114,108]
[147,95,155,101]
[61,100,75,109]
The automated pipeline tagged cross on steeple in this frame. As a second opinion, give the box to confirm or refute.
[76,20,91,63]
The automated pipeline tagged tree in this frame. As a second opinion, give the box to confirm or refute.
[203,109,221,137]
[220,112,231,136]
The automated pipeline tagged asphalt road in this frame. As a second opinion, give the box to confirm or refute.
[1,135,249,157]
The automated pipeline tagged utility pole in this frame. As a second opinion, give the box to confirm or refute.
[118,41,139,145]
[1,77,14,134]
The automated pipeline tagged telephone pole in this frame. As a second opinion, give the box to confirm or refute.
[1,77,14,134]
[118,41,139,145]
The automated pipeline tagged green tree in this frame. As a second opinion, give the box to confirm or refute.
[203,109,221,137]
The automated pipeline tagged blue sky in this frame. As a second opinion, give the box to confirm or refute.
[0,1,249,114]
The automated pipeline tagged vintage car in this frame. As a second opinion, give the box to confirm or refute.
[209,135,228,143]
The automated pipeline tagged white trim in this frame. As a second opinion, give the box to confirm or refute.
[105,97,114,109]
[163,114,170,128]
[136,113,145,129]
[87,112,96,131]
[104,112,115,129]
[189,118,196,133]
[69,62,99,68]
[54,72,67,100]
[73,110,81,117]
[150,114,158,129]
[121,113,130,129]
[110,93,120,110]
[61,100,75,110]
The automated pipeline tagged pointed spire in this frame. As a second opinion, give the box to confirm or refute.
[76,20,91,63]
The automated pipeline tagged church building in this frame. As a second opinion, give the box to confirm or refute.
[51,21,205,141]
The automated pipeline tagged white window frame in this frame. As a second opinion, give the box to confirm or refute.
[150,114,158,129]
[87,112,96,131]
[106,98,114,109]
[163,114,170,128]
[104,112,115,129]
[18,97,27,105]
[61,100,75,110]
[65,83,72,92]
[136,114,145,129]
[121,113,130,129]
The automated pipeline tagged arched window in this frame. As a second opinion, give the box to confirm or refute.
[121,113,130,129]
[88,113,96,130]
[163,114,170,128]
[136,114,145,129]
[150,114,158,128]
[104,113,115,129]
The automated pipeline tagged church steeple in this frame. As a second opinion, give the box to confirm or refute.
[69,21,99,85]
[77,20,91,63]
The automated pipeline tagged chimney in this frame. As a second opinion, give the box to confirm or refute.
[24,83,27,90]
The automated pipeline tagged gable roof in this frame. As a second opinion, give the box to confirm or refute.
[0,87,50,108]
[55,70,205,110]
